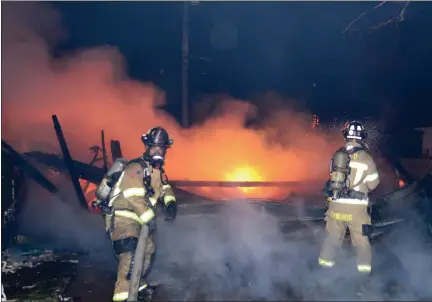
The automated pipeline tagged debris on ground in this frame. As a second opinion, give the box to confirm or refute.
[1,248,79,302]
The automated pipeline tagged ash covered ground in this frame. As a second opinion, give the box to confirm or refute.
[4,182,432,301]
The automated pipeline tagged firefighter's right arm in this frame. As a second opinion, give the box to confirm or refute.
[117,162,155,224]
[363,153,380,192]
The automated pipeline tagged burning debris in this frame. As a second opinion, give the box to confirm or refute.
[1,2,432,301]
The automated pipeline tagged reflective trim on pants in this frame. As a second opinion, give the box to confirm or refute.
[112,284,148,301]
[149,197,158,206]
[162,184,172,190]
[115,210,144,225]
[318,257,335,268]
[163,195,176,206]
[357,264,372,273]
[139,209,155,223]
[113,291,128,301]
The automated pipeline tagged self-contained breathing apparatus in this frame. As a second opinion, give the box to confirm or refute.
[328,149,351,200]
[92,158,154,214]
[328,146,368,201]
[92,127,173,214]
[326,120,375,237]
[327,120,370,201]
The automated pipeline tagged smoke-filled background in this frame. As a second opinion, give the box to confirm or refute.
[1,2,340,202]
[2,2,432,301]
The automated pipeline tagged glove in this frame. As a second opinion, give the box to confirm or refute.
[164,202,177,221]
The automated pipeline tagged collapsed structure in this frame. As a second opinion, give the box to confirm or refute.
[2,114,432,300]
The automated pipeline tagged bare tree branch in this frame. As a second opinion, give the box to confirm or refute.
[367,1,410,31]
[343,1,410,34]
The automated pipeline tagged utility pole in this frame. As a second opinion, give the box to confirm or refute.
[181,1,190,128]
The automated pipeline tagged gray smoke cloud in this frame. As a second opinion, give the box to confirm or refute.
[3,2,431,301]
[150,198,432,301]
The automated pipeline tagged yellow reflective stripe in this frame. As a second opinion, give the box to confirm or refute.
[115,210,143,225]
[139,284,148,291]
[349,161,368,171]
[123,187,146,198]
[140,208,155,223]
[112,172,126,197]
[318,257,335,267]
[357,264,372,273]
[331,198,368,205]
[364,172,379,183]
[113,291,128,301]
[162,184,171,190]
[149,197,158,206]
[108,195,119,207]
[163,195,176,206]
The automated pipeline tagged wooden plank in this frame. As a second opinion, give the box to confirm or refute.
[1,140,58,194]
[52,115,88,209]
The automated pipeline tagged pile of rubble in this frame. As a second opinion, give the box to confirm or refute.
[1,248,78,301]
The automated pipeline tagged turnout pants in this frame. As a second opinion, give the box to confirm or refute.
[318,201,372,274]
[108,214,156,301]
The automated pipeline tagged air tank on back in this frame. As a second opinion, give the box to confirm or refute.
[94,157,129,204]
[329,150,351,199]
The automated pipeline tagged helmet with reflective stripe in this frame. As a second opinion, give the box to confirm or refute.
[342,121,367,142]
[141,127,173,148]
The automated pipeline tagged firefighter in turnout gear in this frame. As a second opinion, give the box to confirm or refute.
[106,127,177,302]
[319,121,380,275]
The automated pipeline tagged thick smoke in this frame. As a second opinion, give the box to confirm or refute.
[151,198,432,301]
[2,2,337,201]
[3,3,431,301]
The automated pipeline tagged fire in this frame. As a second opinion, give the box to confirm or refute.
[224,166,263,194]
[2,3,338,202]
[79,178,99,213]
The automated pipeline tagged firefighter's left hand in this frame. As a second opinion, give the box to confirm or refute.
[164,202,177,221]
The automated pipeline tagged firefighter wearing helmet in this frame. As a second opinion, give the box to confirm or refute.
[319,121,380,281]
[105,127,177,301]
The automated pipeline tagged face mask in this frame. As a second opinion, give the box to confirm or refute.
[147,146,166,167]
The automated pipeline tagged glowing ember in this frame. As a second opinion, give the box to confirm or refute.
[224,166,263,194]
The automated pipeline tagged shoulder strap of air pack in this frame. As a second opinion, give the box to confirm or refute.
[128,157,148,170]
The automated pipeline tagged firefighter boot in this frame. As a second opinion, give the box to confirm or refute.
[138,282,157,301]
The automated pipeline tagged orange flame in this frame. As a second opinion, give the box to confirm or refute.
[224,166,263,194]
[2,4,339,202]
[79,178,99,213]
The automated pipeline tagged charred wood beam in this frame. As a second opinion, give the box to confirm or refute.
[25,152,105,184]
[170,180,305,187]
[110,140,123,162]
[52,115,88,210]
[24,152,314,188]
[101,130,108,173]
[1,140,58,194]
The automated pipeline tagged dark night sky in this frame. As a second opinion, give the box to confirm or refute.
[52,1,432,128]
